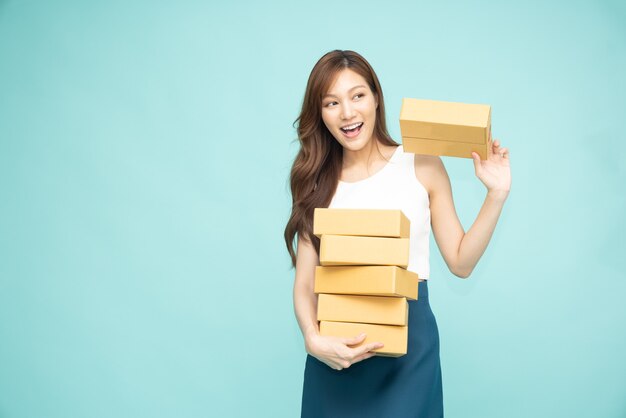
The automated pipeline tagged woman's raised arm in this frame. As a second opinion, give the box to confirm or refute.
[418,140,511,278]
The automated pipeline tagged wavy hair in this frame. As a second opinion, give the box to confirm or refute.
[284,50,397,267]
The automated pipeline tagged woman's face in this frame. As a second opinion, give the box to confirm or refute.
[321,69,378,152]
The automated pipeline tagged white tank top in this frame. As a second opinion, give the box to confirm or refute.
[329,145,431,280]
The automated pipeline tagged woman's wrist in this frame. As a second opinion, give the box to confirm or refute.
[486,189,509,202]
[304,323,320,344]
[305,332,321,355]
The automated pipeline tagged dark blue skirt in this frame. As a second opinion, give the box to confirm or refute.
[301,281,443,418]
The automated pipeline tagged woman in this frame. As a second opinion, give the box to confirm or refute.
[284,50,511,417]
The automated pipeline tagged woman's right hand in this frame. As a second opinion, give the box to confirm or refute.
[305,332,384,370]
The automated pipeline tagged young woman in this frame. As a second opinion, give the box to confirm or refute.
[284,50,511,417]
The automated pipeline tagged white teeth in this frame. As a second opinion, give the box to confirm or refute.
[341,122,363,130]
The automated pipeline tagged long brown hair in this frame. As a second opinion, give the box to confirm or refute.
[284,50,398,267]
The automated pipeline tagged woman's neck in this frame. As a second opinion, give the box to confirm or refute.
[340,140,397,181]
[343,139,381,167]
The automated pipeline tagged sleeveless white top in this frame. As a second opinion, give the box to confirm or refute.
[329,145,431,280]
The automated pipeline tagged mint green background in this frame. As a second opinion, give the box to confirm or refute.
[1,1,625,417]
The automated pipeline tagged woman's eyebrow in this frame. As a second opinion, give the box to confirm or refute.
[323,85,367,99]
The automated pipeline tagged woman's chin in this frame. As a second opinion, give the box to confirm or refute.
[339,137,373,152]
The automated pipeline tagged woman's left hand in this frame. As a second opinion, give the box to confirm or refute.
[471,139,511,196]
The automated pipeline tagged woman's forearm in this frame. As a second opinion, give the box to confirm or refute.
[455,190,508,277]
[293,282,320,345]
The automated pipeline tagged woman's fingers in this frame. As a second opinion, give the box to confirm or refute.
[330,338,384,370]
[351,351,377,365]
[345,341,384,367]
[492,140,509,153]
[343,333,367,346]
[491,139,511,159]
[332,359,351,370]
[344,334,383,354]
[358,341,384,355]
[314,333,384,370]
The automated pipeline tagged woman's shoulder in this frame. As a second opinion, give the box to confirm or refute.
[411,152,441,164]
[412,153,446,195]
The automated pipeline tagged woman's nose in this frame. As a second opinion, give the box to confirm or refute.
[340,102,356,120]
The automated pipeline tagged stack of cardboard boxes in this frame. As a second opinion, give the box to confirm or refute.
[314,208,420,357]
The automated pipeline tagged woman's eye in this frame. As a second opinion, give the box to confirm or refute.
[325,101,338,107]
[354,93,364,100]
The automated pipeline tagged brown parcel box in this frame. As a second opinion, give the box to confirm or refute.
[313,208,410,238]
[319,235,409,268]
[317,294,409,326]
[400,98,492,160]
[320,321,408,357]
[314,265,419,300]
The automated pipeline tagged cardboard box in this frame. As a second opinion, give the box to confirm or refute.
[400,98,491,144]
[401,135,492,160]
[314,265,419,300]
[400,98,492,159]
[320,321,408,357]
[313,208,410,238]
[317,293,409,326]
[319,235,409,268]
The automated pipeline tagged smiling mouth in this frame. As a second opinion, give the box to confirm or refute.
[340,122,363,134]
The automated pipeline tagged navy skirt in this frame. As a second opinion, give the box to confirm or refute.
[301,281,443,418]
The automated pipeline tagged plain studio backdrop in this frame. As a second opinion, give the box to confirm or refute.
[1,1,624,417]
